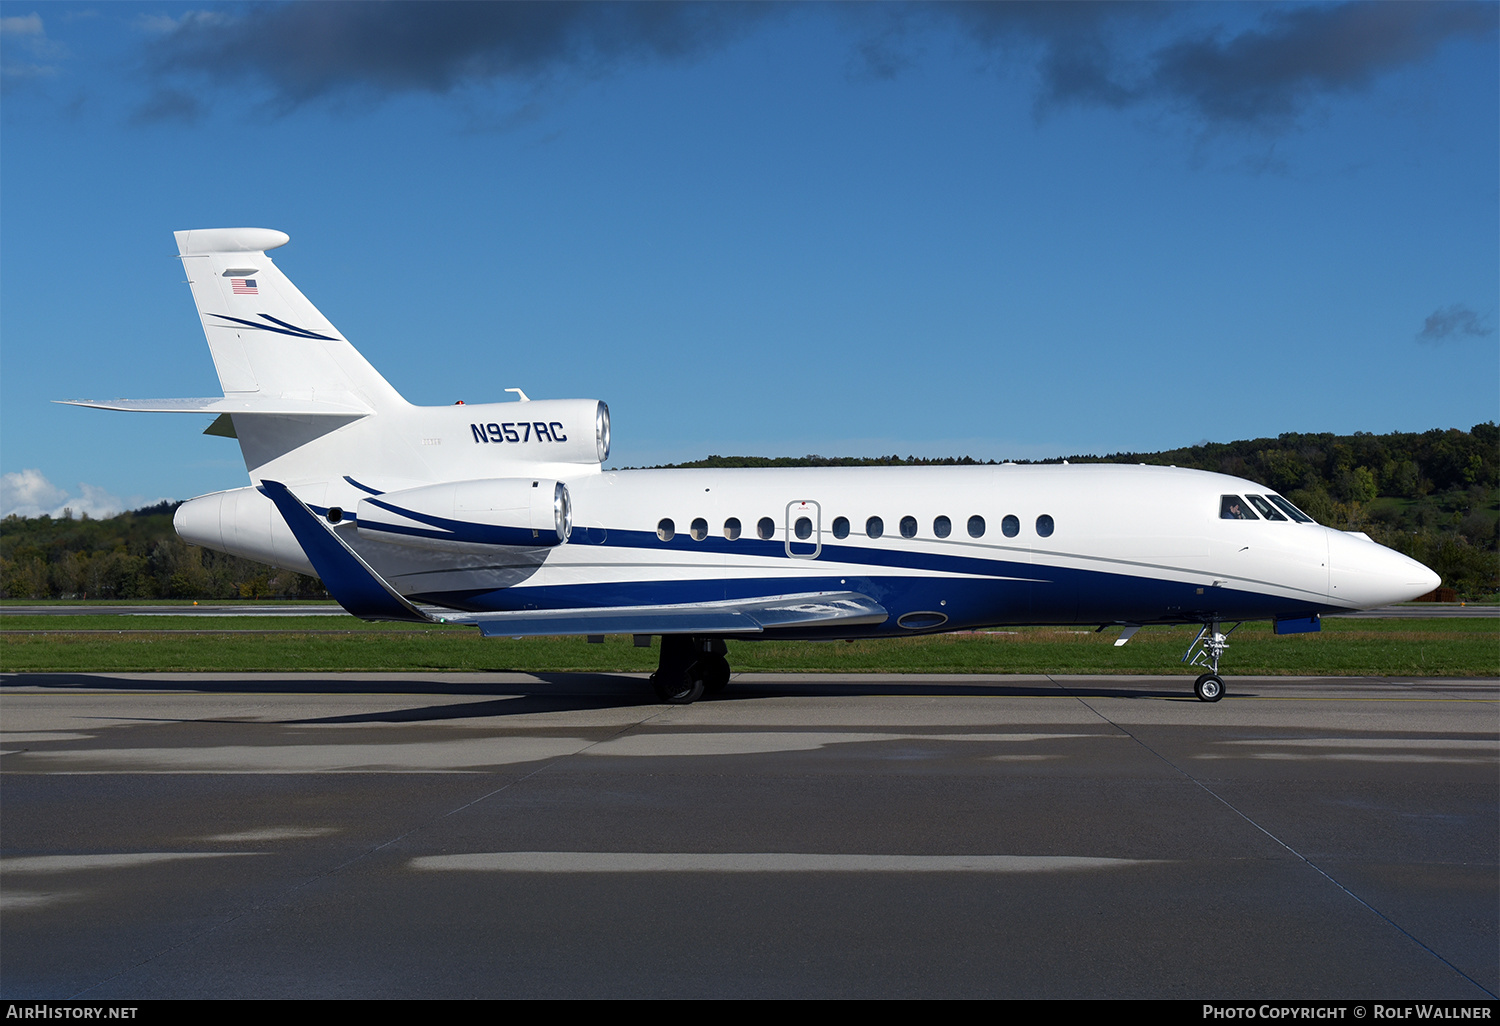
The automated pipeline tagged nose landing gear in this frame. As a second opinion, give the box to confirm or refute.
[1183,620,1239,702]
[1193,672,1225,702]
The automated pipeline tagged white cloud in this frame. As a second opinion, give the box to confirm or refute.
[2,468,66,515]
[136,10,233,35]
[0,13,43,36]
[0,11,66,78]
[136,14,180,34]
[1,469,130,519]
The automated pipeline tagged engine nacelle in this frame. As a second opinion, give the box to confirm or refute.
[355,478,572,549]
[458,399,610,465]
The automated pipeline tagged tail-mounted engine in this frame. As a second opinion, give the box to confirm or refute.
[461,399,610,465]
[354,478,572,549]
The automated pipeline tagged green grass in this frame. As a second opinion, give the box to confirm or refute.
[2,615,1495,676]
[0,598,343,607]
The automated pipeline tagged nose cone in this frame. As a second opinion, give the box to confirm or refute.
[1327,529,1442,609]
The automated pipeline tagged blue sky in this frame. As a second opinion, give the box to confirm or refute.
[2,2,1496,516]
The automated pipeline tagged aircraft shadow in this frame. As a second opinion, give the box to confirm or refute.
[1,671,1219,725]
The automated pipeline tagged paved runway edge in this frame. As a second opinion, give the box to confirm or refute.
[2,672,1494,999]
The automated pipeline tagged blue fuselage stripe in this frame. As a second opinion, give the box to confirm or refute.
[362,497,559,547]
[573,525,1029,579]
[402,527,1325,630]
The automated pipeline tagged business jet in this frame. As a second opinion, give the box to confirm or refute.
[61,229,1441,704]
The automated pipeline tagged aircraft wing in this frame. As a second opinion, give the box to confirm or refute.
[444,592,889,638]
[259,479,888,635]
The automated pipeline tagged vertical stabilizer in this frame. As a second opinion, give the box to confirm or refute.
[174,228,406,414]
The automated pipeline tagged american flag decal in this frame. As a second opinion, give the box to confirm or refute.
[231,278,258,295]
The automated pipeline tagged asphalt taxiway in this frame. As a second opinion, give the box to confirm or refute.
[1,672,1495,999]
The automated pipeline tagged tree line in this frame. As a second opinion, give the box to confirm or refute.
[1,501,324,602]
[4,424,1496,601]
[662,422,1500,599]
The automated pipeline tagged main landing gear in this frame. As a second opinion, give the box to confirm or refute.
[649,635,730,705]
[1181,620,1240,703]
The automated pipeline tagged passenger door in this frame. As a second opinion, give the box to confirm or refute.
[784,500,821,559]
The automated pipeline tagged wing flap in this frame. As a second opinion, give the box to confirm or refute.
[448,591,888,638]
[465,607,760,638]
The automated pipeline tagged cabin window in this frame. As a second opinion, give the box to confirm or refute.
[794,516,813,540]
[1036,514,1054,538]
[1269,494,1315,523]
[690,517,709,541]
[933,515,951,539]
[831,516,850,539]
[866,516,884,539]
[1001,514,1019,538]
[657,518,675,541]
[968,515,985,538]
[1220,495,1258,520]
[1245,495,1287,521]
[900,515,918,538]
[757,517,775,540]
[724,517,741,540]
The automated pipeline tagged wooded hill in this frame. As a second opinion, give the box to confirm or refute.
[4,424,1496,601]
[0,500,325,603]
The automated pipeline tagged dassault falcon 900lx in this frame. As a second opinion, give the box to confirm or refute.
[62,229,1441,704]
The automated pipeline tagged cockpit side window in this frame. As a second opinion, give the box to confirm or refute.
[1220,495,1258,520]
[1268,494,1316,523]
[1245,495,1287,521]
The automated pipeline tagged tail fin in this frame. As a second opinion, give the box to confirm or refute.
[175,228,406,413]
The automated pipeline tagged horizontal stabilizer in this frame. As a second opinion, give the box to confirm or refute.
[448,591,888,638]
[258,479,434,624]
[55,397,370,416]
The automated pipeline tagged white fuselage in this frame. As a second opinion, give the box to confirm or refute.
[175,461,1438,634]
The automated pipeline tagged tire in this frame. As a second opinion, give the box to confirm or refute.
[1194,673,1225,703]
[651,668,705,705]
[700,654,732,695]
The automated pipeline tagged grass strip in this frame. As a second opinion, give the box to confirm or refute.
[2,617,1494,676]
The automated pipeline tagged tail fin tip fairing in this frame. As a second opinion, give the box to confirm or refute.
[174,228,290,256]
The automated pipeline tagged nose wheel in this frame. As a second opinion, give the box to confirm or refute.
[1193,673,1225,703]
[1183,621,1238,702]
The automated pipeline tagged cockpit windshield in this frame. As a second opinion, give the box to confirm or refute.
[1245,494,1288,521]
[1221,492,1316,524]
[1267,494,1315,523]
[1220,495,1258,519]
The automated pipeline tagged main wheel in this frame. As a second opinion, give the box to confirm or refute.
[650,668,705,705]
[1194,672,1225,703]
[700,654,732,695]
